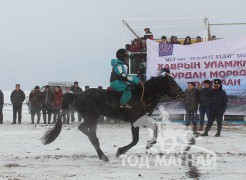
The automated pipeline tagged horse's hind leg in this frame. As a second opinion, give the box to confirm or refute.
[78,121,90,136]
[78,119,109,162]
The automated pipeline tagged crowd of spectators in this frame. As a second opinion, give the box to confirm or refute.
[0,82,102,125]
[183,79,228,137]
[125,28,217,80]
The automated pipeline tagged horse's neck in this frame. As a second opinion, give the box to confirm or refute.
[142,79,164,114]
[144,96,161,114]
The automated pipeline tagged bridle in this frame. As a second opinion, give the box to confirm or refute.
[165,75,186,101]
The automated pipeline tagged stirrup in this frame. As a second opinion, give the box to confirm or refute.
[119,104,132,109]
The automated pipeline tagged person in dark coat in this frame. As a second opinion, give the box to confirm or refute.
[10,84,26,124]
[70,81,83,122]
[184,82,200,131]
[29,86,42,124]
[62,86,73,124]
[201,79,228,137]
[52,86,63,123]
[41,85,54,124]
[0,89,3,124]
[198,80,211,131]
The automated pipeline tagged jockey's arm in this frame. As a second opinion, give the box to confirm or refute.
[114,63,140,85]
[114,64,127,77]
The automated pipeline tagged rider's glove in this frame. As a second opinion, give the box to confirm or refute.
[121,73,127,78]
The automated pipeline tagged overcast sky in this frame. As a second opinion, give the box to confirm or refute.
[0,0,246,90]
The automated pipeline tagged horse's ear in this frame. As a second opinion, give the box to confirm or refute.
[157,68,170,76]
[162,68,170,74]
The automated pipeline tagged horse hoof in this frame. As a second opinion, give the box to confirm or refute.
[101,155,109,162]
[146,140,156,150]
[116,148,124,158]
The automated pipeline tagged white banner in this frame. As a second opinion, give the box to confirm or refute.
[147,37,246,115]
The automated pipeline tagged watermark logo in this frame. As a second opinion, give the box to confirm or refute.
[122,105,217,169]
[121,153,216,169]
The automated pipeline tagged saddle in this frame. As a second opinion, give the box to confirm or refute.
[107,86,116,92]
[106,87,133,109]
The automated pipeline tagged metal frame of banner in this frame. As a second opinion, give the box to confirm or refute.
[122,16,246,44]
[207,16,246,39]
[122,16,209,44]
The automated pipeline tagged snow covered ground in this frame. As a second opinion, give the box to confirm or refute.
[0,106,246,180]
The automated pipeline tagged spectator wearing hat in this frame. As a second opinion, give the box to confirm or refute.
[52,86,63,124]
[201,79,228,137]
[29,86,42,124]
[41,85,54,124]
[71,81,83,94]
[10,84,26,124]
[62,86,73,124]
[64,85,73,94]
[184,82,200,131]
[144,28,153,40]
[198,80,212,131]
[70,81,83,122]
[0,89,3,124]
[85,85,90,91]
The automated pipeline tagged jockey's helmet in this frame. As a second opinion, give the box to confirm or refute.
[116,49,129,62]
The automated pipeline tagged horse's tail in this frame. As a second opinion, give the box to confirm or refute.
[41,117,63,145]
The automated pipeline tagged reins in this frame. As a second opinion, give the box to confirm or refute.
[139,80,158,108]
[140,75,186,107]
[165,75,186,101]
[139,80,145,104]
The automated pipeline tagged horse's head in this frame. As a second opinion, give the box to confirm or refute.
[162,75,186,101]
[144,74,186,101]
[62,93,78,110]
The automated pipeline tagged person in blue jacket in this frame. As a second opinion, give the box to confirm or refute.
[110,49,140,109]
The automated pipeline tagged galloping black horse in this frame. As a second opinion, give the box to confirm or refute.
[42,73,186,161]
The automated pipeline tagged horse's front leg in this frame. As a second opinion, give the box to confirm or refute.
[116,123,139,157]
[133,115,158,150]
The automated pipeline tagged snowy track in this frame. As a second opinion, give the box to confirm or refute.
[1,112,246,179]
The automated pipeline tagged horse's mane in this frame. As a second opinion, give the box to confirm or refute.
[142,76,167,98]
[144,76,164,89]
